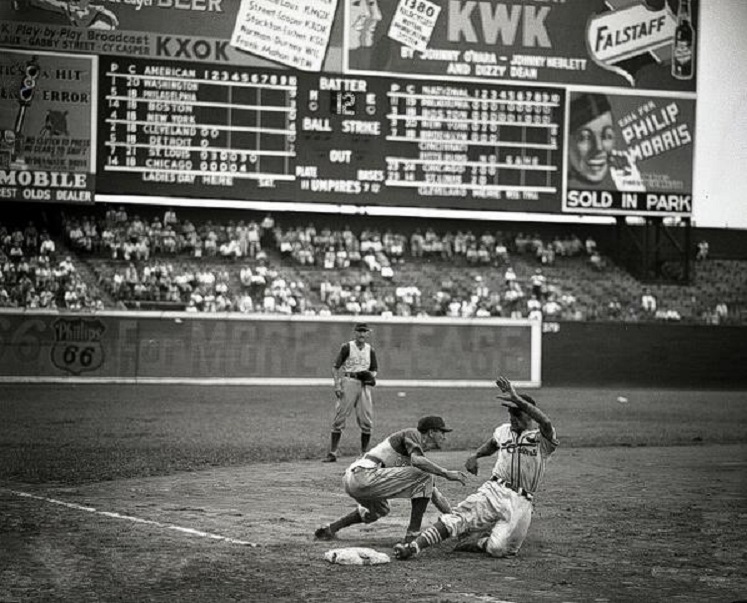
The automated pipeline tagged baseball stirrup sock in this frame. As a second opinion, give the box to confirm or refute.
[415,525,444,550]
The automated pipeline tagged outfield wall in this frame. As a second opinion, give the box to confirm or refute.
[541,321,747,388]
[1,311,745,388]
[0,311,540,387]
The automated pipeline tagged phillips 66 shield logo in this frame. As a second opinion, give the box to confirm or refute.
[51,317,106,375]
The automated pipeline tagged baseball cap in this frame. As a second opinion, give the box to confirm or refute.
[417,415,453,433]
[500,394,538,411]
[354,322,372,332]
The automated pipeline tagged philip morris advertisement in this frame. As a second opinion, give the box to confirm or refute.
[345,0,698,92]
[0,0,343,70]
[0,48,96,203]
[563,91,695,217]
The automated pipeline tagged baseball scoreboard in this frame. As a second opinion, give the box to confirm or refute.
[98,58,565,212]
[0,0,699,218]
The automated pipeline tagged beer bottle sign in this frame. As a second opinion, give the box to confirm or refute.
[672,0,695,80]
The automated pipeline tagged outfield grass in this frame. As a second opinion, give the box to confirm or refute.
[1,384,746,485]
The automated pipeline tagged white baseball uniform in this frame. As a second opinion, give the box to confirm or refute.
[439,423,558,557]
[332,340,376,434]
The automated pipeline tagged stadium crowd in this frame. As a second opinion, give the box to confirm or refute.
[55,207,598,319]
[0,220,104,310]
[0,208,739,325]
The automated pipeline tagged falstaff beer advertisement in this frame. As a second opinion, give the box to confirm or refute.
[0,49,96,203]
[345,0,698,92]
[0,0,341,71]
[563,91,695,217]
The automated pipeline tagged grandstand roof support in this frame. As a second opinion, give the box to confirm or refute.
[613,216,692,285]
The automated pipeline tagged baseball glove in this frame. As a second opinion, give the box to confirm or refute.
[357,370,377,387]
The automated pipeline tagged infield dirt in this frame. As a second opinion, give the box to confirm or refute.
[1,385,746,602]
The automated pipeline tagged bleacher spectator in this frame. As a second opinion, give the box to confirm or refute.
[237,291,254,313]
[607,298,623,320]
[247,221,262,258]
[453,231,467,256]
[473,275,489,300]
[539,244,555,266]
[260,213,275,244]
[589,250,604,271]
[530,268,546,299]
[420,228,436,257]
[514,232,531,254]
[585,236,598,256]
[504,265,517,287]
[410,229,424,258]
[641,288,657,315]
[10,226,24,250]
[527,294,542,320]
[441,232,454,260]
[164,207,178,227]
[655,307,682,322]
[696,240,709,261]
[115,206,128,224]
[9,243,23,263]
[219,237,241,259]
[504,282,524,318]
[24,221,39,250]
[494,237,509,265]
[542,296,562,319]
[714,301,728,323]
[383,229,406,263]
[476,244,491,265]
[215,292,233,312]
[487,291,503,316]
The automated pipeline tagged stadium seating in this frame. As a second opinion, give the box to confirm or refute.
[5,206,745,324]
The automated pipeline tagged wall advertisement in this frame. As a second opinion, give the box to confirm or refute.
[564,91,695,217]
[0,0,342,69]
[0,312,537,384]
[1,0,698,218]
[345,0,698,92]
[0,48,96,203]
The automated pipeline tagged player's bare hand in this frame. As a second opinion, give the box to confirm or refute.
[446,470,470,486]
[464,455,479,475]
[495,376,513,393]
[334,388,343,400]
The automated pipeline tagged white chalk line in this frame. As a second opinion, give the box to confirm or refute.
[9,489,260,548]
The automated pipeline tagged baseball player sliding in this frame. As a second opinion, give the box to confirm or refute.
[394,375,558,560]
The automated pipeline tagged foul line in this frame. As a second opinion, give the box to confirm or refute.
[9,489,260,548]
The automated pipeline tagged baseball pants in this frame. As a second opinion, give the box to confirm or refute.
[331,376,373,434]
[439,479,533,557]
[343,459,434,522]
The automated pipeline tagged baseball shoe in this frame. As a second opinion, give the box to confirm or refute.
[314,524,336,540]
[321,452,337,463]
[393,542,417,560]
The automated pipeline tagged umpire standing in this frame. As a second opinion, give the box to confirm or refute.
[323,323,378,462]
